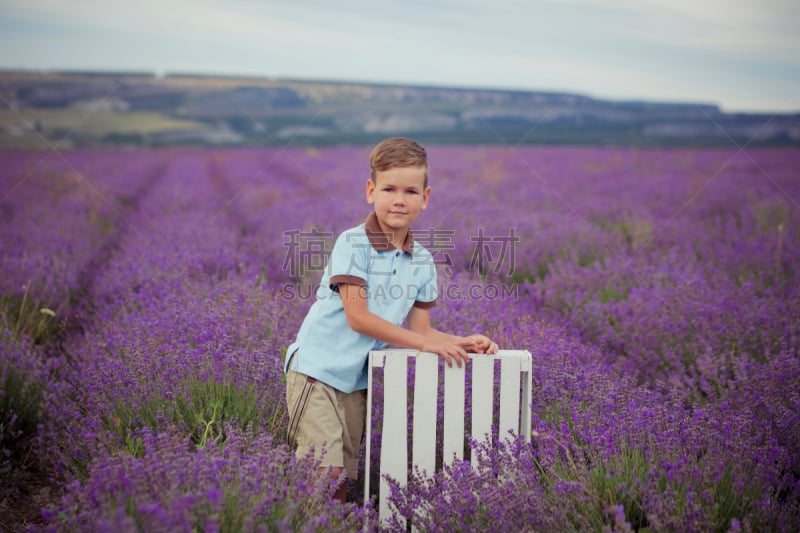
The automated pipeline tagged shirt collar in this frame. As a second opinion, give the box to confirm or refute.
[365,211,415,256]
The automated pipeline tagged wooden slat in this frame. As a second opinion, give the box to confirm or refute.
[470,355,495,461]
[412,353,438,475]
[498,356,521,440]
[366,350,533,524]
[442,360,465,462]
[380,354,407,526]
[519,352,532,443]
[363,352,381,506]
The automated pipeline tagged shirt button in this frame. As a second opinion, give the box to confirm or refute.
[392,269,396,274]
[396,251,400,256]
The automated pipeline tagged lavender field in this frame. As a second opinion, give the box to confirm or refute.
[1,145,799,531]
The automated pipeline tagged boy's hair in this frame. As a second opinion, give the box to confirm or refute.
[369,137,428,187]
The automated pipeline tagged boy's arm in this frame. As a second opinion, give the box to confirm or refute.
[339,283,470,367]
[406,306,499,355]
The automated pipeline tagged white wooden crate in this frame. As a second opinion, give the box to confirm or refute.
[364,349,532,527]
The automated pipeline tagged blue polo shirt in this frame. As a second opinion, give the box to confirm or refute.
[284,212,438,393]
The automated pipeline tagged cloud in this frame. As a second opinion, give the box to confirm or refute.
[0,0,366,49]
[1,0,797,111]
[583,0,800,58]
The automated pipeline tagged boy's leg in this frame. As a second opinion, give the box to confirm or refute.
[341,387,367,482]
[285,368,354,500]
[285,368,367,502]
[333,387,366,503]
[286,370,345,469]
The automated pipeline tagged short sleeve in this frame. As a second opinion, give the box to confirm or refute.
[327,230,369,291]
[413,249,438,308]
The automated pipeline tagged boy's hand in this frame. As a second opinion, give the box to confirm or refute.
[421,339,469,368]
[462,334,499,354]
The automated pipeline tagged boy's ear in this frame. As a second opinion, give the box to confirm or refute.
[365,178,375,204]
[421,186,431,210]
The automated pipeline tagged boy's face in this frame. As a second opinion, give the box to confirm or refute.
[366,165,430,232]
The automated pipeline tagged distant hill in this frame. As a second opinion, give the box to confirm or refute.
[1,70,798,148]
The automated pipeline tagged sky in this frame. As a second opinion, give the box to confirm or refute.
[1,0,798,113]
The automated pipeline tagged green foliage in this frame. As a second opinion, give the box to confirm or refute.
[592,214,653,251]
[536,260,552,281]
[1,365,43,441]
[587,447,650,529]
[510,260,551,284]
[709,464,756,533]
[752,201,791,234]
[0,288,61,344]
[0,331,46,494]
[597,284,629,304]
[0,365,44,487]
[532,427,763,533]
[104,378,285,455]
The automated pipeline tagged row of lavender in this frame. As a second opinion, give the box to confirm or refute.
[1,150,163,502]
[0,149,367,529]
[398,148,800,530]
[1,146,798,530]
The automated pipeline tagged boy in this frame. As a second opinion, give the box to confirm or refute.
[284,137,498,502]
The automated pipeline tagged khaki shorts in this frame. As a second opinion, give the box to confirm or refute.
[285,361,366,480]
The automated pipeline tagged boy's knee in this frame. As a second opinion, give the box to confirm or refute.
[320,465,344,479]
